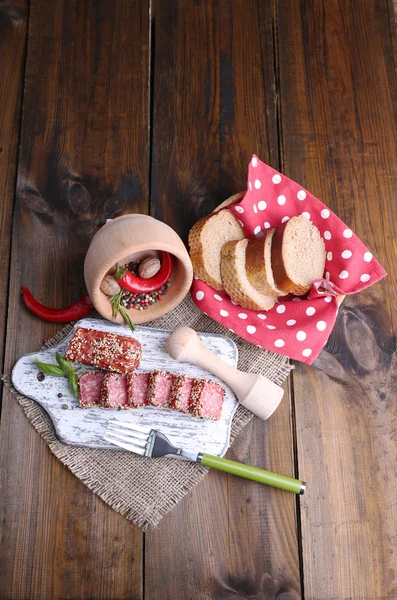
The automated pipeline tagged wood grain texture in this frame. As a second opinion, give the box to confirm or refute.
[0,0,29,382]
[145,1,301,598]
[0,0,150,598]
[277,0,397,597]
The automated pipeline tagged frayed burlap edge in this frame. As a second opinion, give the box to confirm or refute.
[2,297,292,530]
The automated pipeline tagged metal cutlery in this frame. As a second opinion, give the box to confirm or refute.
[105,420,306,495]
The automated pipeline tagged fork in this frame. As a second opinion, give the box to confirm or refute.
[105,421,306,495]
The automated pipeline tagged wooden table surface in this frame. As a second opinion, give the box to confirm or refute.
[0,1,396,599]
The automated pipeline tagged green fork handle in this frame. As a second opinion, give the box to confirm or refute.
[199,453,305,495]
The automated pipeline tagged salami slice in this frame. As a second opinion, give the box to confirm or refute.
[101,373,129,409]
[78,371,105,408]
[127,372,150,407]
[189,380,225,421]
[147,370,174,407]
[65,327,142,373]
[169,374,195,413]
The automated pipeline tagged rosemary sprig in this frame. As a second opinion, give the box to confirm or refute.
[109,289,135,333]
[119,306,136,332]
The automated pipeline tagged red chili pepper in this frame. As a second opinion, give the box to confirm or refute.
[21,287,94,323]
[117,251,173,293]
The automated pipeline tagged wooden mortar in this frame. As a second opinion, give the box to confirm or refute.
[84,214,193,324]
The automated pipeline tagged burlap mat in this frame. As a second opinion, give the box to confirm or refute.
[3,296,292,530]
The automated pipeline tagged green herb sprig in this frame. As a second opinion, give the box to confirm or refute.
[109,288,135,333]
[35,352,80,397]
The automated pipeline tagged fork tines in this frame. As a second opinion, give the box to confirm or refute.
[104,420,151,455]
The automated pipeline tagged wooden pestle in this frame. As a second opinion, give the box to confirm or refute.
[165,327,284,420]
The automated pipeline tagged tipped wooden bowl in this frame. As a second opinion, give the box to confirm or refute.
[84,214,193,324]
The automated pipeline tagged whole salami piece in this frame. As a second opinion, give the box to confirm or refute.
[127,372,150,407]
[147,370,174,407]
[101,373,129,409]
[78,371,105,408]
[189,380,225,421]
[65,327,141,373]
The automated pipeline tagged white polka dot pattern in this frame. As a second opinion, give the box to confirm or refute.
[191,154,385,365]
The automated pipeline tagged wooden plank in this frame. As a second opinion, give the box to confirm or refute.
[0,1,149,598]
[145,1,302,598]
[277,0,397,597]
[0,0,29,382]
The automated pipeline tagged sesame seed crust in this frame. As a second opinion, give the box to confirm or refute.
[65,327,142,373]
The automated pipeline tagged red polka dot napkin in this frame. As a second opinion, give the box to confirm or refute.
[191,155,387,364]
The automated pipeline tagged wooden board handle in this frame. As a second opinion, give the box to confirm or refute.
[166,327,284,420]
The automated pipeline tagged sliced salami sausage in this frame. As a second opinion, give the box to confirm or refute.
[127,372,150,407]
[189,380,225,421]
[101,373,129,409]
[65,327,142,373]
[147,370,174,407]
[169,374,195,413]
[78,371,105,408]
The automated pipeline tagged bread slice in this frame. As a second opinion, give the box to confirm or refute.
[271,216,326,296]
[188,210,244,291]
[221,239,277,311]
[245,229,289,297]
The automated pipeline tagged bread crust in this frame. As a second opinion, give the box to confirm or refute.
[188,210,244,291]
[221,240,276,311]
[245,229,289,297]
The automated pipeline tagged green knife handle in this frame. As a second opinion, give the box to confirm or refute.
[200,453,305,495]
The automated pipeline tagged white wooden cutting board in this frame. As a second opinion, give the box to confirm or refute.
[12,318,239,457]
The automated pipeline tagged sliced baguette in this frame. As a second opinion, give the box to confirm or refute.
[271,216,326,296]
[221,239,277,311]
[245,228,288,297]
[188,210,244,291]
